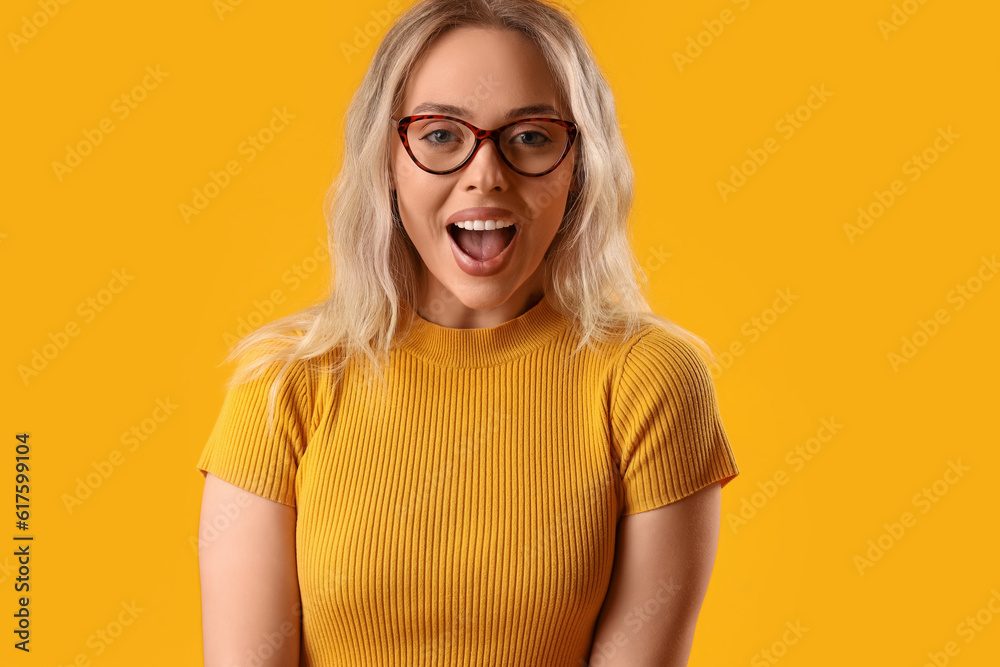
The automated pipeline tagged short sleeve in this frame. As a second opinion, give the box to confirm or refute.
[195,349,316,508]
[611,326,740,516]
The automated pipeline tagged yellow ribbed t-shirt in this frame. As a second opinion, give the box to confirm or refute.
[196,293,740,666]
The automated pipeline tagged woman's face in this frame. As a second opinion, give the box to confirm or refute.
[392,27,577,327]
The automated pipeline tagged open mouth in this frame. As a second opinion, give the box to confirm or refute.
[447,221,519,262]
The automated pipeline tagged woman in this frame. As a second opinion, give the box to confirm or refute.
[196,0,740,665]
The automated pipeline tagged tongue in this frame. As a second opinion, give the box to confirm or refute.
[454,228,513,261]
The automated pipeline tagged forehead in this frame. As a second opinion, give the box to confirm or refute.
[401,26,565,123]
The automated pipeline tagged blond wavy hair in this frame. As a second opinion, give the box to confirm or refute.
[221,0,719,432]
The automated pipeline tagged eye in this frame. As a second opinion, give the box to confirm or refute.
[510,129,554,148]
[420,129,460,144]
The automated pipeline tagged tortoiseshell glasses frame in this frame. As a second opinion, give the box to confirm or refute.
[391,114,579,177]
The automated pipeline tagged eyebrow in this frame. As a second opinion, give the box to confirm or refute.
[410,102,562,120]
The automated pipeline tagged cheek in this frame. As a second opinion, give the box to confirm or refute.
[393,144,436,194]
[398,180,445,219]
[395,148,439,199]
[524,179,571,227]
[395,176,450,242]
[391,146,411,189]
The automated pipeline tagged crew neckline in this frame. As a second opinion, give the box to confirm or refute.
[397,293,568,368]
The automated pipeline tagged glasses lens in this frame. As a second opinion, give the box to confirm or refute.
[406,118,474,172]
[406,118,569,174]
[500,120,570,174]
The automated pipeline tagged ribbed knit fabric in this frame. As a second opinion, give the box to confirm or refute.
[196,293,739,666]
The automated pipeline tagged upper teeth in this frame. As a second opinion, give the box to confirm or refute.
[451,219,514,231]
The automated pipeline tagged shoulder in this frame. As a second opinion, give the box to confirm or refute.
[228,332,337,410]
[616,324,715,394]
[237,330,337,376]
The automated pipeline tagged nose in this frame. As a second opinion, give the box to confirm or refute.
[461,136,509,190]
[468,135,507,168]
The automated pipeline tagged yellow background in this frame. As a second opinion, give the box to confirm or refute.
[3,0,998,665]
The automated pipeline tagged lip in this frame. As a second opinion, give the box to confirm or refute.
[448,219,521,277]
[446,207,518,226]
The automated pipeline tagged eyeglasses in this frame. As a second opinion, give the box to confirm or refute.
[391,114,578,177]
